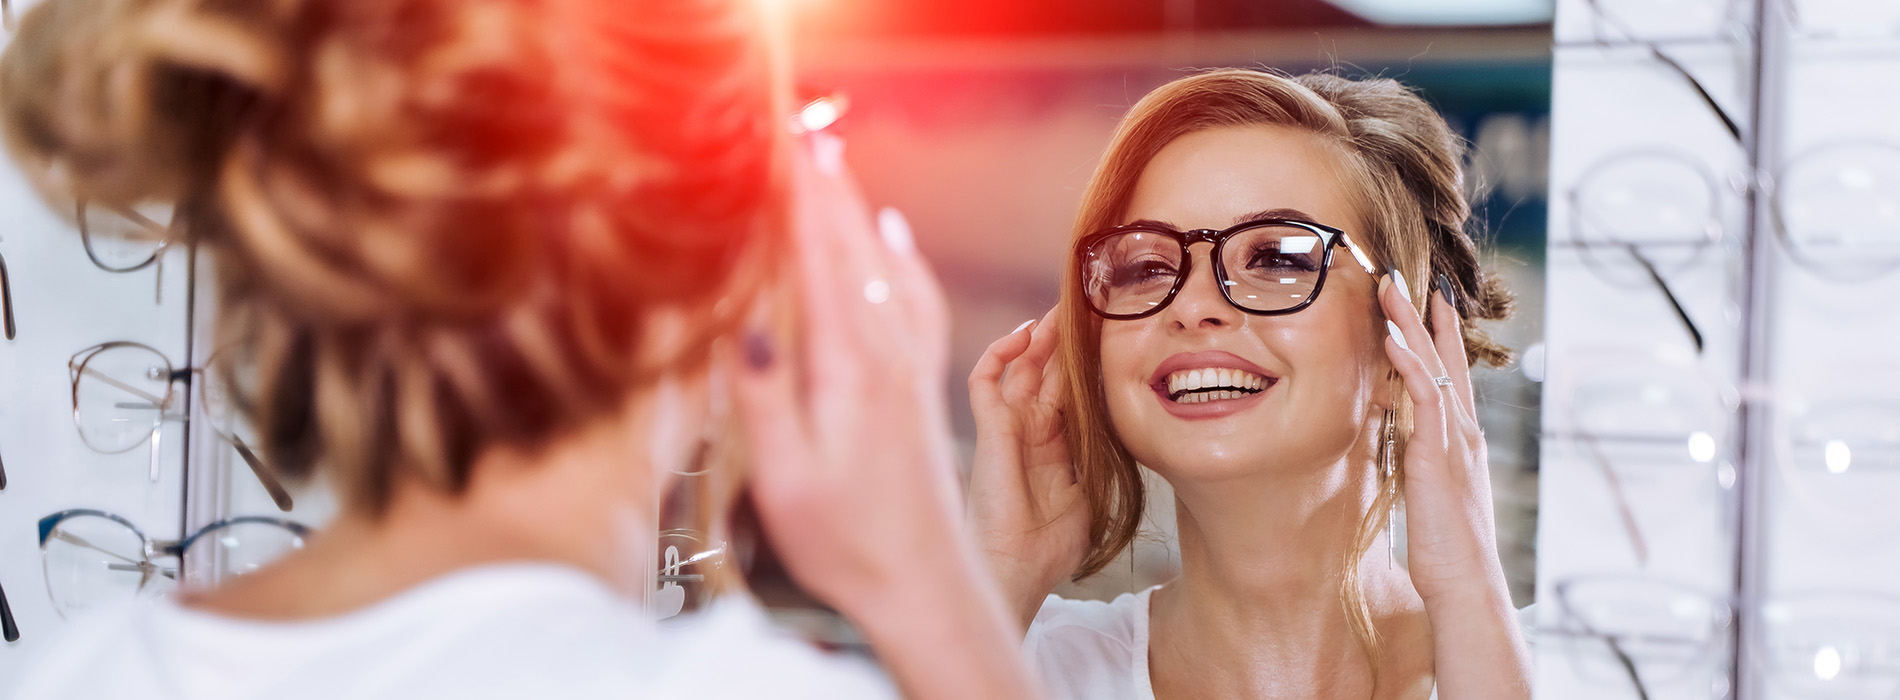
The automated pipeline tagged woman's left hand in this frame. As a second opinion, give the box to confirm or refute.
[1378,273,1530,700]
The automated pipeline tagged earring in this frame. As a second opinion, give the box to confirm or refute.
[1380,409,1397,569]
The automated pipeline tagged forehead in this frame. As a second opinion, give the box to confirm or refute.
[1123,124,1358,232]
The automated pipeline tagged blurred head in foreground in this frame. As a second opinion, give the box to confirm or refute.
[1,0,782,581]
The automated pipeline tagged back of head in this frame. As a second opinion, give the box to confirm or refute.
[0,0,785,511]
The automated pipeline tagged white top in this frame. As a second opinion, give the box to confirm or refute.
[1022,587,1535,700]
[9,563,895,700]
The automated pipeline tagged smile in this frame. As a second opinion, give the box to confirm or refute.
[1165,367,1271,404]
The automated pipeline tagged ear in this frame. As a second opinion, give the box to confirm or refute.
[1370,361,1401,412]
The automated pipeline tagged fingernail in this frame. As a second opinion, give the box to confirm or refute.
[1013,318,1037,334]
[742,329,774,370]
[877,207,915,254]
[1435,273,1456,307]
[1386,320,1408,350]
[1389,268,1411,303]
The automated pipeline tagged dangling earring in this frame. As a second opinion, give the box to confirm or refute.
[1379,408,1397,569]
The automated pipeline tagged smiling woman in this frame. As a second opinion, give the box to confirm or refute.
[969,68,1528,700]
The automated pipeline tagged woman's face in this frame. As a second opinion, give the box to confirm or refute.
[1099,124,1390,485]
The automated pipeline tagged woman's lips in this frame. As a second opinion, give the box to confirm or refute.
[1147,350,1279,420]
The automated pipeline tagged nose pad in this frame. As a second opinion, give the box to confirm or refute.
[1165,245,1241,328]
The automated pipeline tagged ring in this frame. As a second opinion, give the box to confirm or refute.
[862,279,892,304]
[1433,375,1454,388]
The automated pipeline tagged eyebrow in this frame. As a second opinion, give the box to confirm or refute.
[1121,208,1322,231]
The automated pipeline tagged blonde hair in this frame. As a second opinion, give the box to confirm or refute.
[0,0,785,513]
[1055,68,1513,675]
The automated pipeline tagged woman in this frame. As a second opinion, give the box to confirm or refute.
[970,69,1530,699]
[2,0,1036,698]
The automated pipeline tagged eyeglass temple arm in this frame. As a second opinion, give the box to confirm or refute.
[1,251,15,341]
[1623,244,1705,354]
[1648,48,1742,143]
[1604,637,1653,700]
[82,366,171,407]
[1338,233,1379,275]
[52,530,146,568]
[1579,430,1650,566]
[229,435,294,512]
[0,578,17,643]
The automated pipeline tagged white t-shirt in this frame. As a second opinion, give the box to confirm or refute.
[1022,586,1534,700]
[9,563,895,700]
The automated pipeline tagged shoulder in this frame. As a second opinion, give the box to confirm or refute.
[651,595,898,700]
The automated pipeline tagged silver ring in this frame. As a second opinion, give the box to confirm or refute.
[863,279,892,304]
[1433,375,1454,388]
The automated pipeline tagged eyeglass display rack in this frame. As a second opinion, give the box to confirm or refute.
[1539,0,1900,698]
[0,12,335,689]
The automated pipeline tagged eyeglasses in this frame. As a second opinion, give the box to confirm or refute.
[37,509,309,618]
[76,200,174,304]
[1074,218,1378,321]
[1547,350,1738,568]
[1548,576,1900,700]
[68,341,294,511]
[1771,141,1900,281]
[1,576,17,643]
[1566,150,1741,354]
[1547,576,1733,699]
[1773,385,1900,544]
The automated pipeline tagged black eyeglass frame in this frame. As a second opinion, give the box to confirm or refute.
[1074,218,1379,321]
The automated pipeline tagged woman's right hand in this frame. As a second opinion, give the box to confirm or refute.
[967,308,1092,631]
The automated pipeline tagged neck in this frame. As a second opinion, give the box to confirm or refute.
[186,396,664,619]
[1148,435,1428,699]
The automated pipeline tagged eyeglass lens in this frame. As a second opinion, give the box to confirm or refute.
[1083,224,1329,317]
[1778,144,1900,278]
[72,345,175,456]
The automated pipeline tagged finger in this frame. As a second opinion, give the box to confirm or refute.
[1380,273,1447,381]
[969,317,1039,411]
[1384,328,1450,457]
[1430,286,1477,422]
[1002,306,1062,403]
[726,324,815,498]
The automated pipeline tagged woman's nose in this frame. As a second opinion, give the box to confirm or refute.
[1163,244,1243,329]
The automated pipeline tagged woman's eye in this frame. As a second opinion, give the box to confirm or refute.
[1246,248,1318,272]
[1108,258,1177,287]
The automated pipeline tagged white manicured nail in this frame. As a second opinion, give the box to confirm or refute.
[1387,320,1408,350]
[1013,318,1037,334]
[878,207,915,254]
[1390,268,1411,302]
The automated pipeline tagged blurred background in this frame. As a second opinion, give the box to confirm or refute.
[788,0,1555,604]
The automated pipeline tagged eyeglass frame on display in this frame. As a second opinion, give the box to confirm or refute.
[1,247,15,341]
[68,341,294,511]
[76,199,173,305]
[36,509,311,612]
[1543,350,1739,568]
[1563,148,1742,354]
[1546,575,1900,700]
[1768,140,1900,282]
[1073,217,1379,321]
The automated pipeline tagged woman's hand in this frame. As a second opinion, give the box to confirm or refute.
[968,308,1091,631]
[728,132,1038,700]
[1379,273,1530,700]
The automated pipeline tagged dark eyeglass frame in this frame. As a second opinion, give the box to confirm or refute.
[1074,218,1379,321]
[1,576,16,643]
[36,509,310,613]
[67,341,294,511]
